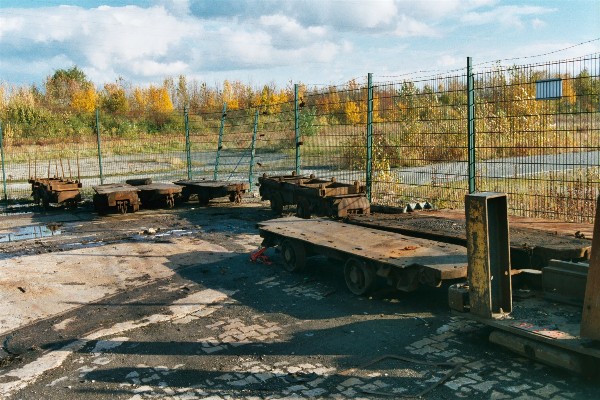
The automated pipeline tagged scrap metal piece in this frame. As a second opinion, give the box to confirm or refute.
[448,282,470,312]
[543,260,588,306]
[490,330,584,374]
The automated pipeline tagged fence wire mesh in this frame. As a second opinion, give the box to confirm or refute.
[1,53,599,222]
[474,54,600,222]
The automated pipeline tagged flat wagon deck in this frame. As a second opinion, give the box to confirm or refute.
[125,179,182,209]
[348,209,591,269]
[92,183,140,214]
[175,179,250,206]
[258,217,467,294]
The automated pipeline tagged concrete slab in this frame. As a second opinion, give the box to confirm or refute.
[0,237,233,336]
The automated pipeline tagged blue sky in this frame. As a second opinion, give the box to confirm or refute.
[0,0,598,89]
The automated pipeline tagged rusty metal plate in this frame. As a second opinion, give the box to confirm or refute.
[348,209,591,268]
[258,217,467,279]
[175,179,249,191]
[581,196,600,340]
[135,183,183,195]
[93,183,140,195]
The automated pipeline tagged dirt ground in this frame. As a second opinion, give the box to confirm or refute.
[0,198,598,399]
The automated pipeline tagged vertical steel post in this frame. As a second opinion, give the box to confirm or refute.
[467,57,476,193]
[249,109,259,190]
[366,73,374,202]
[184,106,192,180]
[294,83,301,175]
[214,102,227,180]
[0,121,7,203]
[95,109,104,184]
[465,192,512,319]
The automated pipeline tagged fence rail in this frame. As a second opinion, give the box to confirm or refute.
[1,53,599,222]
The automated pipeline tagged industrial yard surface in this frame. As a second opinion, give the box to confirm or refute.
[0,199,598,399]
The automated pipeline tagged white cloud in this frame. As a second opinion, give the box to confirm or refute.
[259,14,327,48]
[461,5,555,29]
[394,15,438,37]
[0,0,594,88]
[531,18,546,29]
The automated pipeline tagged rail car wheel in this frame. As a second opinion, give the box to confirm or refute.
[229,192,242,204]
[41,195,50,210]
[270,193,284,214]
[117,201,128,214]
[198,195,210,206]
[344,258,375,295]
[166,196,175,208]
[296,198,311,219]
[280,239,306,272]
[180,188,191,202]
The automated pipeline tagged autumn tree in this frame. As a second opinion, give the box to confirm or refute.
[45,66,95,111]
[101,81,128,114]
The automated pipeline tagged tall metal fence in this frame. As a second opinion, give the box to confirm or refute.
[1,53,599,222]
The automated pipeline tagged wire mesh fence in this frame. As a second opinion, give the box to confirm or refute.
[474,54,600,222]
[1,53,598,222]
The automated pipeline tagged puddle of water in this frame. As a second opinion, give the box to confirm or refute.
[0,225,62,243]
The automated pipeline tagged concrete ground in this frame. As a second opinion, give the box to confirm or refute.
[0,199,598,399]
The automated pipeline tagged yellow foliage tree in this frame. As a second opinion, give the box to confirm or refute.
[344,101,361,125]
[71,87,97,113]
[222,80,239,110]
[148,85,174,114]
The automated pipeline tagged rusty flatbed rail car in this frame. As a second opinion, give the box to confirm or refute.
[258,173,370,218]
[258,217,467,295]
[348,209,592,269]
[174,179,250,206]
[125,179,182,208]
[92,183,140,214]
[29,177,82,209]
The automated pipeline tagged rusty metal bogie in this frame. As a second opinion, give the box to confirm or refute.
[175,179,249,206]
[258,173,370,218]
[92,183,141,214]
[29,177,82,209]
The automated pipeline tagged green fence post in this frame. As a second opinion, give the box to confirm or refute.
[95,109,104,184]
[249,109,259,190]
[467,57,476,194]
[294,83,301,175]
[184,106,192,180]
[214,102,227,180]
[366,73,374,202]
[0,120,7,203]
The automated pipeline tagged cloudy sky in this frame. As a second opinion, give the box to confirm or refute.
[0,0,598,88]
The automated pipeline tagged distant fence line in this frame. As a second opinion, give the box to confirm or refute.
[1,54,599,222]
